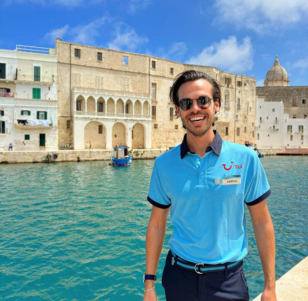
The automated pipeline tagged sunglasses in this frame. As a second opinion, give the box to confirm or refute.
[178,96,212,111]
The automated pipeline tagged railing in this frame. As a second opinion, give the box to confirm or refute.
[16,45,50,54]
[0,92,14,98]
[14,120,53,127]
[73,87,151,98]
[74,111,151,119]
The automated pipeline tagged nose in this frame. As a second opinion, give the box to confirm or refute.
[190,99,201,113]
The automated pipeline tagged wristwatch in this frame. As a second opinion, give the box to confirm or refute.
[143,273,157,282]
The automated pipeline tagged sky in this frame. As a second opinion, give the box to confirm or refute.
[0,0,308,86]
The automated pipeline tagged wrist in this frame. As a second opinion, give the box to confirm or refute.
[144,280,155,289]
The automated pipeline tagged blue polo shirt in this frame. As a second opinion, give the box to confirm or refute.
[147,131,271,264]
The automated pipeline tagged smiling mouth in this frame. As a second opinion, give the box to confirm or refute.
[189,116,206,122]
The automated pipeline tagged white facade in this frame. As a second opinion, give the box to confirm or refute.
[256,98,307,148]
[0,46,58,151]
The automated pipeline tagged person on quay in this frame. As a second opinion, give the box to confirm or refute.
[8,142,13,151]
[143,70,276,301]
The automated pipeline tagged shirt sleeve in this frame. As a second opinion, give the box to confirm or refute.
[244,152,271,206]
[147,159,171,209]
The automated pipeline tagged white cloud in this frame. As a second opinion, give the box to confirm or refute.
[108,23,148,51]
[214,0,308,33]
[186,36,253,73]
[153,42,188,61]
[293,57,308,69]
[127,0,151,14]
[43,17,110,45]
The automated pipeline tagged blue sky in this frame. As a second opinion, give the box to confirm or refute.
[1,0,308,86]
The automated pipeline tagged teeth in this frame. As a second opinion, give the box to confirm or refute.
[190,117,205,121]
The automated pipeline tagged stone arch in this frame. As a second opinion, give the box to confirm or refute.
[87,96,95,113]
[84,121,106,149]
[143,101,150,116]
[107,98,115,114]
[132,123,145,149]
[125,99,133,114]
[76,95,85,111]
[112,122,126,147]
[116,98,124,114]
[135,100,142,115]
[97,97,105,113]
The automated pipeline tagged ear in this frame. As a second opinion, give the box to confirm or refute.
[175,106,180,118]
[214,100,220,113]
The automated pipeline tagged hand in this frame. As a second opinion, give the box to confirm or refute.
[261,287,277,301]
[143,288,157,301]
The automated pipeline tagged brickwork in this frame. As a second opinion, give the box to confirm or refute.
[257,86,308,118]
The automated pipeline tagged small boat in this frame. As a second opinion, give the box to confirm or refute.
[111,145,132,167]
[245,142,264,158]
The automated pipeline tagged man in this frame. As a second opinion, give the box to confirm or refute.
[143,70,276,301]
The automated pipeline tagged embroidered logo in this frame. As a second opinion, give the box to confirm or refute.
[222,162,242,170]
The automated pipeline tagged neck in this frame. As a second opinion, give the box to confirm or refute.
[186,128,215,157]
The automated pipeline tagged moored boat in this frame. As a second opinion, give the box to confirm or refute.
[111,145,132,167]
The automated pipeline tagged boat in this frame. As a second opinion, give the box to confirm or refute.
[245,142,264,158]
[111,145,132,167]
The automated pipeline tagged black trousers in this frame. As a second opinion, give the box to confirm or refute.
[162,251,250,301]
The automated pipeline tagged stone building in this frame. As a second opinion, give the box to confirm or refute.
[0,45,58,151]
[256,56,308,149]
[56,39,256,150]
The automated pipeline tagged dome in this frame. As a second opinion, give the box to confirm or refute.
[264,55,289,86]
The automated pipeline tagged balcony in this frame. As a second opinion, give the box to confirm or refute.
[73,87,151,99]
[14,119,54,129]
[0,91,14,98]
[74,111,151,120]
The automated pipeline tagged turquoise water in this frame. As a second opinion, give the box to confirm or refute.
[0,157,307,300]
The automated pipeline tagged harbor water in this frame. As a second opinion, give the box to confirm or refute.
[0,156,307,300]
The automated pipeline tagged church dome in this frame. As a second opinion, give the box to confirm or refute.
[264,55,289,86]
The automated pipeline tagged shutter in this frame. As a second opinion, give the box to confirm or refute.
[38,89,41,99]
[33,88,36,99]
[34,66,40,81]
[37,111,40,119]
[21,110,24,115]
[44,112,47,120]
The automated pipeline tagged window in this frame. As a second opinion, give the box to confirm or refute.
[154,124,158,129]
[301,135,304,141]
[37,111,47,120]
[97,52,102,61]
[170,68,174,75]
[25,134,30,140]
[175,125,178,130]
[299,125,304,133]
[34,66,40,81]
[290,135,293,141]
[32,88,41,99]
[75,48,81,58]
[272,108,275,112]
[225,77,231,87]
[257,133,259,140]
[304,115,307,119]
[237,81,242,87]
[287,125,292,133]
[98,102,104,112]
[237,128,240,136]
[225,127,228,136]
[67,120,70,130]
[98,125,103,134]
[76,100,82,111]
[252,131,254,137]
[259,117,262,123]
[125,103,129,114]
[151,83,157,100]
[0,121,5,133]
[0,63,5,79]
[152,61,156,69]
[0,110,4,116]
[170,107,174,120]
[244,127,247,133]
[21,110,31,116]
[237,98,240,110]
[152,106,156,119]
[293,115,296,119]
[302,99,306,104]
[123,56,128,65]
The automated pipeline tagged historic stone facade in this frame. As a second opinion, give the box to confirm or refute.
[56,39,256,150]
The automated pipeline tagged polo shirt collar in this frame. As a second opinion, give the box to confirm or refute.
[180,130,222,159]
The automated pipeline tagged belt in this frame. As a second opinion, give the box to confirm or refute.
[170,250,242,275]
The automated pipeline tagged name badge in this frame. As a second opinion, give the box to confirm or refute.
[222,175,241,186]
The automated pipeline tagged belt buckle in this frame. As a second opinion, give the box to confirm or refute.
[194,263,204,274]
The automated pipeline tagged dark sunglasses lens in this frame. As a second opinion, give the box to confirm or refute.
[180,98,192,111]
[198,96,211,107]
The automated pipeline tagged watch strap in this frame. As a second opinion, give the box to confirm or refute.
[143,274,157,282]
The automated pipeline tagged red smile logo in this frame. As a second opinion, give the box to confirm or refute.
[222,162,233,170]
